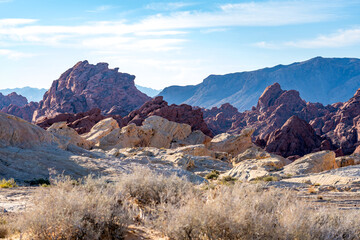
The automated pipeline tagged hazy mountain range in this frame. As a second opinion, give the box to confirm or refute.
[0,87,47,102]
[159,57,360,111]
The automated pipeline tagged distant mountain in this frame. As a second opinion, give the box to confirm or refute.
[135,85,161,97]
[0,87,46,102]
[159,57,360,111]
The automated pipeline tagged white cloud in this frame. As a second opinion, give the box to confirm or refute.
[0,49,35,59]
[255,27,360,49]
[145,2,194,11]
[0,1,346,54]
[0,18,37,27]
[286,28,360,48]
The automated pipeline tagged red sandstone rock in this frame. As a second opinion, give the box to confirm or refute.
[264,116,323,158]
[32,61,150,121]
[0,92,27,109]
[2,102,39,122]
[36,108,115,134]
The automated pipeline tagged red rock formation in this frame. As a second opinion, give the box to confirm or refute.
[123,96,213,137]
[2,102,39,122]
[202,103,243,135]
[32,61,151,121]
[309,88,360,155]
[263,116,324,158]
[203,83,360,157]
[35,108,121,134]
[0,92,27,109]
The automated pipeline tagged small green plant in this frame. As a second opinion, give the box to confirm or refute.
[205,170,220,180]
[253,176,279,182]
[0,178,18,188]
[219,175,237,185]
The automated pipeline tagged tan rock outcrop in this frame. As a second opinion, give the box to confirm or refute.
[208,128,254,156]
[335,154,360,168]
[98,123,154,149]
[82,117,120,144]
[89,116,193,150]
[0,112,55,148]
[281,150,337,176]
[221,147,289,181]
[47,122,94,150]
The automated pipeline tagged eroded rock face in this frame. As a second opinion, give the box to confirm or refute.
[264,116,323,158]
[0,112,55,148]
[32,61,150,121]
[123,96,212,136]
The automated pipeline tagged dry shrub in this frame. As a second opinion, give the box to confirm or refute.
[116,167,195,206]
[153,183,360,240]
[17,175,129,240]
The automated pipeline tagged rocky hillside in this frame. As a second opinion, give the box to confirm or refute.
[159,57,360,111]
[32,61,151,121]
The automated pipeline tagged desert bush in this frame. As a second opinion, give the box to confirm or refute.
[0,179,17,188]
[17,175,129,240]
[153,183,360,240]
[205,170,220,180]
[116,167,195,206]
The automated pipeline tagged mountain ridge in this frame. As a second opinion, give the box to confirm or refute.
[159,57,360,111]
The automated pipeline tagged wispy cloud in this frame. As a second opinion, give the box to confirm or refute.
[255,27,360,49]
[0,49,35,59]
[145,2,195,11]
[286,27,360,48]
[0,0,13,3]
[86,5,114,13]
[0,1,348,54]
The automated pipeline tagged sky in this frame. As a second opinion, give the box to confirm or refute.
[0,0,360,90]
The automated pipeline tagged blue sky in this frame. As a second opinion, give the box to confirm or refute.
[0,0,360,90]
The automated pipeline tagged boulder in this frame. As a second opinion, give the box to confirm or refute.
[281,150,337,176]
[335,154,360,168]
[208,128,254,156]
[82,117,120,144]
[232,146,290,166]
[0,112,55,148]
[47,122,94,150]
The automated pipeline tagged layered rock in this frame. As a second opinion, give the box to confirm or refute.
[32,61,150,121]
